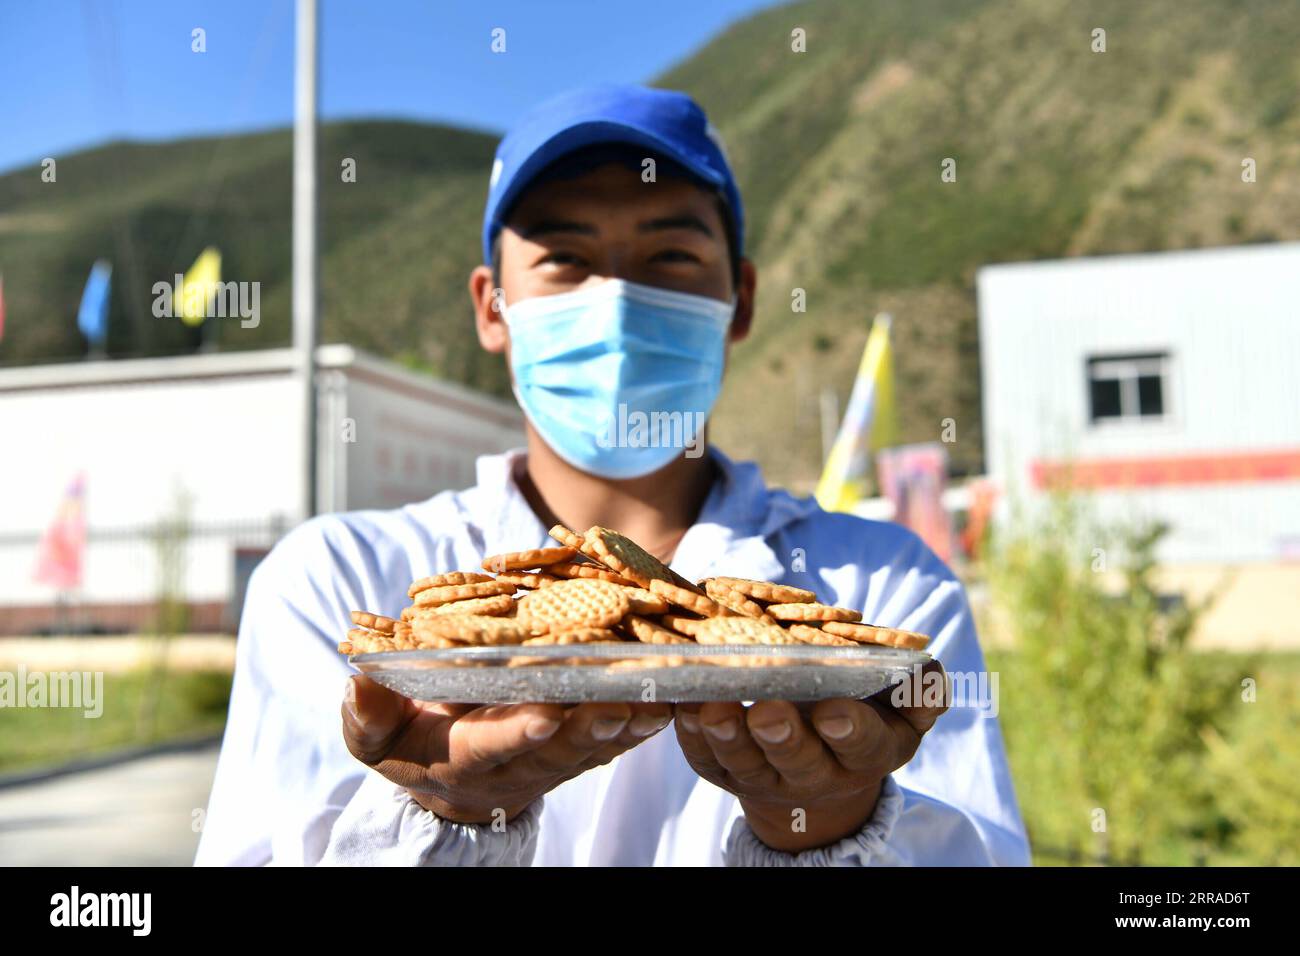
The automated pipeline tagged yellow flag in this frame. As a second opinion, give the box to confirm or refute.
[815,313,897,512]
[178,247,221,327]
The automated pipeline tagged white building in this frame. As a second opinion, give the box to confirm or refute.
[0,346,525,634]
[978,243,1300,647]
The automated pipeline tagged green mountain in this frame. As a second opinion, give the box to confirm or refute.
[2,0,1298,489]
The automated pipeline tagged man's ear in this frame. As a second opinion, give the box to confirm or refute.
[469,265,508,353]
[728,257,757,344]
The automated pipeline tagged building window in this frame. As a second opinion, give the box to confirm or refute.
[1086,352,1169,423]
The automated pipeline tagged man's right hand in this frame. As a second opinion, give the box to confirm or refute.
[342,675,673,824]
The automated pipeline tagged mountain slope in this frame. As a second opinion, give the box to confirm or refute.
[2,0,1298,488]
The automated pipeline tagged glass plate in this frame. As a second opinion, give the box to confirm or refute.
[350,642,931,703]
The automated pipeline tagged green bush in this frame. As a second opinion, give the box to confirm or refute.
[979,493,1257,865]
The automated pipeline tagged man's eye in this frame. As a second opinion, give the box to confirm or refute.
[651,249,701,264]
[541,252,585,267]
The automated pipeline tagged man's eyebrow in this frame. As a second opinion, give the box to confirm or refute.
[638,214,715,238]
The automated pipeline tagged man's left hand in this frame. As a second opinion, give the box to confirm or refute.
[674,660,949,854]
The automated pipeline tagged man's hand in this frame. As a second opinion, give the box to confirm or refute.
[674,660,949,854]
[342,675,673,824]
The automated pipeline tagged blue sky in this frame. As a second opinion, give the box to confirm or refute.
[0,0,791,174]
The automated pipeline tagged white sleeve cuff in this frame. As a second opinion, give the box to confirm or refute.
[319,770,543,867]
[722,775,905,867]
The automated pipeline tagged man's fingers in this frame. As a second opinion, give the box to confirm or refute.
[879,660,951,735]
[520,702,669,776]
[808,698,895,774]
[449,703,568,772]
[695,701,780,791]
[673,704,729,782]
[342,675,418,765]
[745,700,835,788]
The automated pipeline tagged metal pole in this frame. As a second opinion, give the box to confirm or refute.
[293,0,319,520]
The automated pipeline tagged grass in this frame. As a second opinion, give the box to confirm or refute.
[0,669,232,775]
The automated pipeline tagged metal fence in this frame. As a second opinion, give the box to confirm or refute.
[0,517,291,636]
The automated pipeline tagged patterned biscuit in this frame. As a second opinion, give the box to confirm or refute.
[786,623,859,646]
[547,523,586,550]
[516,578,631,631]
[820,621,931,649]
[660,613,707,637]
[702,580,773,620]
[541,561,638,586]
[692,616,800,646]
[707,576,817,605]
[409,594,515,618]
[618,586,671,615]
[343,628,396,654]
[410,613,532,646]
[520,627,622,646]
[493,570,561,590]
[648,578,731,618]
[583,526,683,591]
[765,603,863,623]
[350,611,399,634]
[407,572,494,597]
[481,546,578,572]
[623,614,695,645]
[411,579,516,608]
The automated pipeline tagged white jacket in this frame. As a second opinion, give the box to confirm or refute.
[195,448,1030,866]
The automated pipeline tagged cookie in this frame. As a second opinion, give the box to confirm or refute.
[692,616,799,646]
[702,580,773,620]
[648,578,731,618]
[516,578,631,631]
[765,603,863,623]
[547,523,586,550]
[408,594,515,618]
[541,561,638,586]
[707,576,817,605]
[660,613,706,637]
[481,546,578,572]
[350,611,399,634]
[583,526,682,591]
[820,621,931,649]
[520,627,621,646]
[618,586,671,616]
[624,614,694,645]
[407,572,494,597]
[343,628,396,654]
[411,579,516,608]
[410,613,532,646]
[492,570,561,590]
[786,623,859,646]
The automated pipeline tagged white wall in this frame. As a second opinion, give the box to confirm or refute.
[978,243,1300,563]
[0,368,302,607]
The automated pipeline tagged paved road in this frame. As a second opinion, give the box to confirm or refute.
[0,742,220,866]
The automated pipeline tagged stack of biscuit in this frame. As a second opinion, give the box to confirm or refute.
[340,524,930,655]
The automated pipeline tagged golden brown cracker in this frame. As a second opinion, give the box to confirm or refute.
[786,623,859,646]
[481,546,578,572]
[407,572,493,597]
[692,616,799,646]
[820,621,931,649]
[541,560,638,586]
[624,614,695,645]
[765,602,863,623]
[520,627,622,646]
[648,578,731,617]
[516,578,631,631]
[411,579,516,607]
[708,576,817,605]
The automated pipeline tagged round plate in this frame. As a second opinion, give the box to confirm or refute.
[350,642,930,703]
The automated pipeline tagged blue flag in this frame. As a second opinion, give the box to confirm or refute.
[77,260,112,346]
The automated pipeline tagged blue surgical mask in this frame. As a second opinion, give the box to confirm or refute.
[502,278,735,479]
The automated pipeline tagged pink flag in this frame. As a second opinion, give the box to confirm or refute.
[34,472,86,590]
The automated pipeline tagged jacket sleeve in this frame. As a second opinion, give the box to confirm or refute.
[193,514,538,866]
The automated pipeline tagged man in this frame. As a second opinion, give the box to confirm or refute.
[196,84,1029,866]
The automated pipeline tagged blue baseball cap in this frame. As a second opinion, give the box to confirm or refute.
[481,83,744,266]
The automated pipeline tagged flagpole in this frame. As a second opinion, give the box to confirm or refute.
[293,0,319,520]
